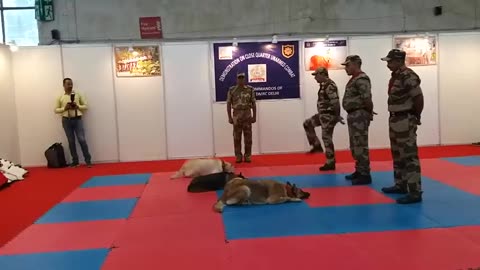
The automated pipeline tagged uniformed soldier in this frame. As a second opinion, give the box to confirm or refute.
[341,55,374,185]
[226,72,257,163]
[303,67,344,171]
[380,49,424,204]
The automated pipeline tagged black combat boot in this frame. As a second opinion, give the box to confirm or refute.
[236,156,243,163]
[319,163,335,171]
[396,183,423,204]
[307,144,324,154]
[381,185,408,194]
[345,171,359,180]
[351,174,372,185]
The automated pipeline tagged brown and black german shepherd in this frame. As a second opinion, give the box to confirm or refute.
[213,177,310,213]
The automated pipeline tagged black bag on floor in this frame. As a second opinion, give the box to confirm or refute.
[45,143,67,168]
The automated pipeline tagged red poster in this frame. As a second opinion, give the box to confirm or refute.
[139,17,163,39]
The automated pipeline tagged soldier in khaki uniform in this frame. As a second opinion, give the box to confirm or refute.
[341,55,374,185]
[380,49,424,204]
[303,67,343,171]
[226,72,257,163]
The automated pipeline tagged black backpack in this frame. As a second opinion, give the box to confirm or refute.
[45,143,67,168]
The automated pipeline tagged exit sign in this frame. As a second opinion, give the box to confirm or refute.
[35,0,54,22]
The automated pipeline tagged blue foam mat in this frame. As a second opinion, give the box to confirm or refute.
[0,249,109,270]
[81,173,151,188]
[442,156,480,166]
[35,198,138,224]
[218,171,480,240]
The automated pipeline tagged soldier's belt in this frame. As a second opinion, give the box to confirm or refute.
[345,108,366,114]
[389,110,413,117]
[319,110,335,114]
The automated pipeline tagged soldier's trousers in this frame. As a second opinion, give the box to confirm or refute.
[389,112,422,193]
[303,113,337,163]
[347,110,371,175]
[232,109,253,158]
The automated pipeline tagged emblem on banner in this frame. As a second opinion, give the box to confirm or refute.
[248,64,267,83]
[282,45,295,58]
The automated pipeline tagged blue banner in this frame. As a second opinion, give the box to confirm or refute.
[213,41,300,102]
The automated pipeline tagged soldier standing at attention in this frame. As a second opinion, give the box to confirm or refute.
[341,55,374,185]
[226,72,257,163]
[303,67,343,171]
[380,49,424,204]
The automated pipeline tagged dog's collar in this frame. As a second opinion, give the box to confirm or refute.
[285,185,295,198]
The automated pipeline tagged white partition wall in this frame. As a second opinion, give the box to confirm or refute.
[163,42,214,158]
[61,44,119,163]
[0,45,20,163]
[12,46,66,166]
[8,31,480,165]
[439,32,480,145]
[113,44,167,162]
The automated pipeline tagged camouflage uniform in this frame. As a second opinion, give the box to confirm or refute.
[303,67,341,170]
[227,76,256,163]
[341,55,373,185]
[380,49,423,204]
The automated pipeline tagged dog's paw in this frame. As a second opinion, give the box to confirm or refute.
[289,198,302,202]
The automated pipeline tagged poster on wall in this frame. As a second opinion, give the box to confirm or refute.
[114,46,161,77]
[304,39,348,71]
[394,36,437,66]
[213,41,300,102]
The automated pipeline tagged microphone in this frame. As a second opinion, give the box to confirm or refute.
[70,93,77,117]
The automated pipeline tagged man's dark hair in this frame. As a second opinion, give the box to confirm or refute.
[63,78,72,84]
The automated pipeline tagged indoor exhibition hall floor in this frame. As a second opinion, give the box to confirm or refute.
[1,146,480,269]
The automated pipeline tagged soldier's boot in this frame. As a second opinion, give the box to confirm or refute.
[307,144,324,154]
[381,184,408,194]
[319,163,335,171]
[235,155,243,163]
[244,155,251,163]
[345,171,359,181]
[396,183,423,204]
[351,174,372,185]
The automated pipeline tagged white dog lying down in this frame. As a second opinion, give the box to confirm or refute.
[170,158,235,179]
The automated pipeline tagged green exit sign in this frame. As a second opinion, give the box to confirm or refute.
[35,0,54,22]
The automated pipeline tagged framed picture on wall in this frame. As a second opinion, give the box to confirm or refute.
[303,38,348,71]
[114,45,161,77]
[393,35,437,66]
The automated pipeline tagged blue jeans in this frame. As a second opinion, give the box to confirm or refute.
[62,117,91,164]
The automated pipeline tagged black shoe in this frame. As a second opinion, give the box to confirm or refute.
[307,145,324,154]
[396,192,423,204]
[235,157,243,163]
[86,162,93,168]
[351,174,372,185]
[69,162,79,167]
[345,172,359,180]
[244,156,251,163]
[319,163,335,171]
[381,185,408,194]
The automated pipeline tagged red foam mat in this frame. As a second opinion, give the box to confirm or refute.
[421,159,480,195]
[62,185,145,202]
[112,214,226,250]
[226,227,480,270]
[0,219,126,255]
[101,244,231,270]
[343,227,480,270]
[304,186,395,207]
